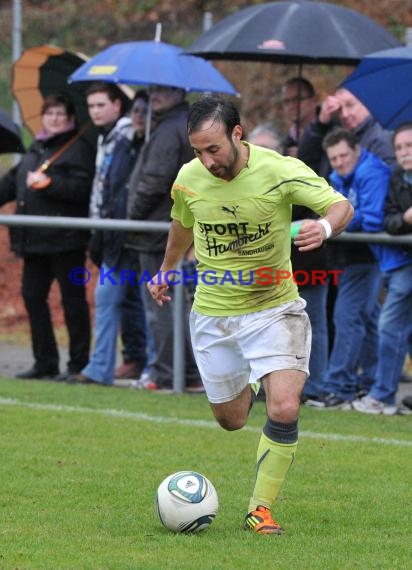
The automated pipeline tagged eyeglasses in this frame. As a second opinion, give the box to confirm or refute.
[281,95,313,106]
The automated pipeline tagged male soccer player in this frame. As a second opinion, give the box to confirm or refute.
[148,96,353,534]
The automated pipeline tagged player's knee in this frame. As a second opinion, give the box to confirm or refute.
[214,411,247,431]
[266,399,299,424]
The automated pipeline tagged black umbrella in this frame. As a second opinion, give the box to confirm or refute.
[189,0,401,66]
[0,109,25,154]
[189,1,401,141]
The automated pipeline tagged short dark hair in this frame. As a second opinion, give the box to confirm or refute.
[393,121,412,142]
[132,89,149,105]
[85,81,130,114]
[41,92,75,117]
[322,127,359,151]
[282,77,315,98]
[187,96,241,139]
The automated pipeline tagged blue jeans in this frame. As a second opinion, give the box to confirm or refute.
[370,264,412,404]
[83,256,146,385]
[324,263,382,400]
[300,284,328,398]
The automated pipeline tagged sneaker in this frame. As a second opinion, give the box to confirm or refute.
[302,394,327,408]
[243,505,284,535]
[355,388,369,400]
[400,372,412,383]
[130,374,158,390]
[313,393,352,410]
[66,373,100,386]
[352,395,398,415]
[185,382,206,394]
[114,361,143,379]
[402,395,412,410]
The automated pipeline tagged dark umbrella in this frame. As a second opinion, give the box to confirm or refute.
[0,109,25,154]
[189,0,401,66]
[342,46,412,129]
[188,0,401,141]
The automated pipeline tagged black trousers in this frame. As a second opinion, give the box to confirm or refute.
[22,250,91,374]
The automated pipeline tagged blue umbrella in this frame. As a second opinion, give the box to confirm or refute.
[69,40,237,95]
[343,46,412,129]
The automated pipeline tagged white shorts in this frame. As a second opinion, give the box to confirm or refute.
[189,298,311,404]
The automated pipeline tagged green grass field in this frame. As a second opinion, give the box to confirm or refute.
[0,377,410,570]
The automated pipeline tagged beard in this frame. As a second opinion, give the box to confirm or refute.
[209,142,239,180]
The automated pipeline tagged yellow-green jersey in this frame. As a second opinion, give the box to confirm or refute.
[171,142,346,316]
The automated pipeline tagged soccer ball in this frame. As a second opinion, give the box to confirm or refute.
[156,471,218,534]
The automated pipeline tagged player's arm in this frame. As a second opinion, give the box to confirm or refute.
[147,220,194,306]
[294,200,354,252]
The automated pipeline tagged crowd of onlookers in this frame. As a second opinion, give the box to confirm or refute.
[0,73,411,414]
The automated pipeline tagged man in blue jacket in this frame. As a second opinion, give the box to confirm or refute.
[314,127,391,409]
[353,122,412,414]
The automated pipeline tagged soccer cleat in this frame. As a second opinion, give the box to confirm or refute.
[352,395,398,415]
[243,505,284,535]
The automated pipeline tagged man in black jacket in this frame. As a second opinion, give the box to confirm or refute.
[126,85,199,390]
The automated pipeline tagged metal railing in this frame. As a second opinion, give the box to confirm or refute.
[0,214,411,392]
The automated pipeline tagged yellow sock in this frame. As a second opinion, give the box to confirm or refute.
[248,432,297,513]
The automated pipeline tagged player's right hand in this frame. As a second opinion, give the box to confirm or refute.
[147,280,172,307]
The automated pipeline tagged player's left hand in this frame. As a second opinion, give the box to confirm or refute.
[293,220,327,251]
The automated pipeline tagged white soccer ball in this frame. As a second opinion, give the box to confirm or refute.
[156,471,219,534]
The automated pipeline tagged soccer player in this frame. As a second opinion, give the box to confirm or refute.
[148,96,353,534]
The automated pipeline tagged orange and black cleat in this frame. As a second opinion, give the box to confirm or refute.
[243,505,284,535]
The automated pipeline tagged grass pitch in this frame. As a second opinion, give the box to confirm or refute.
[0,377,410,569]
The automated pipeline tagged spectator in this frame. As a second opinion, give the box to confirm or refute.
[281,78,329,406]
[318,127,391,409]
[248,123,285,153]
[126,85,200,391]
[68,87,148,386]
[298,86,395,377]
[298,86,395,177]
[281,76,318,157]
[0,93,94,379]
[353,121,412,414]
